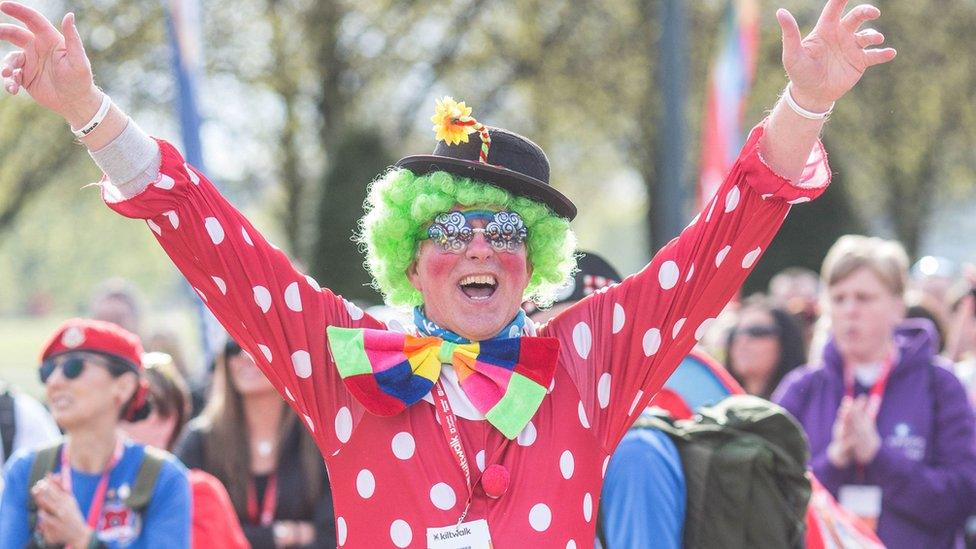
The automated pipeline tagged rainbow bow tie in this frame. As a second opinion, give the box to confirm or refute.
[326,327,559,439]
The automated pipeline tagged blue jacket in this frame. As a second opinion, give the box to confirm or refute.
[0,438,191,548]
[775,319,976,549]
[600,427,685,548]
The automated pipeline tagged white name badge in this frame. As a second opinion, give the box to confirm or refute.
[426,519,492,549]
[838,484,883,518]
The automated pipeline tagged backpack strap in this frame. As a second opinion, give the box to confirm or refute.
[125,446,167,511]
[0,387,16,462]
[27,443,63,539]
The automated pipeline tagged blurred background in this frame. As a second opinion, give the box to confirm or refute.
[2,0,975,397]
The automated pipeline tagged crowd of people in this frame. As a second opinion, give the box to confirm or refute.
[3,0,971,547]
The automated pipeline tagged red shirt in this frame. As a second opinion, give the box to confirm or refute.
[104,121,828,547]
[189,469,249,549]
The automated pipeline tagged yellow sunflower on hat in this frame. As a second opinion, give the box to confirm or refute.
[431,96,477,145]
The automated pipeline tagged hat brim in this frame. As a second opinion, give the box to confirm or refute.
[395,156,577,220]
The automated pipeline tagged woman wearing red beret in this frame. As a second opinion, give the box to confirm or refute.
[0,319,191,549]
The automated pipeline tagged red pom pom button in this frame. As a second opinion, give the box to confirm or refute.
[481,464,510,499]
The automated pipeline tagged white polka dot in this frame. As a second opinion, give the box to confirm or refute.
[306,275,321,291]
[788,196,811,204]
[204,217,224,244]
[284,387,295,401]
[559,450,575,479]
[672,318,686,339]
[184,164,200,185]
[761,193,773,200]
[602,456,610,478]
[517,420,537,446]
[253,286,272,313]
[392,432,415,460]
[303,414,314,432]
[529,503,552,532]
[356,469,375,498]
[548,377,555,394]
[241,227,254,246]
[705,197,717,222]
[336,517,347,546]
[194,288,207,302]
[612,303,625,334]
[153,174,175,190]
[715,245,731,267]
[742,247,762,269]
[597,373,611,409]
[578,401,590,429]
[292,350,311,378]
[147,219,162,235]
[344,299,364,320]
[583,492,593,522]
[658,261,679,290]
[163,210,179,229]
[628,390,645,416]
[642,328,662,356]
[284,282,303,312]
[572,322,592,359]
[390,520,412,548]
[695,317,716,341]
[211,276,227,295]
[335,407,352,443]
[258,344,272,363]
[685,264,695,282]
[725,186,740,213]
[567,541,577,549]
[429,482,456,510]
[476,450,486,472]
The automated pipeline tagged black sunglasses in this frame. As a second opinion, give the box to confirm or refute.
[39,353,118,384]
[734,324,780,338]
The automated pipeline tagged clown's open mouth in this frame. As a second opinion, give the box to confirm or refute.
[459,274,498,300]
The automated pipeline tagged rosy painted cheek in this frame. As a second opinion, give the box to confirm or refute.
[496,253,530,283]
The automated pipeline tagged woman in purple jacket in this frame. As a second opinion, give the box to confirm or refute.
[775,235,976,549]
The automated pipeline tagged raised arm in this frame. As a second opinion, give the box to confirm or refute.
[542,0,896,451]
[0,2,378,456]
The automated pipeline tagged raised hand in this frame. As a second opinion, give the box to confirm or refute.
[0,2,100,126]
[777,0,897,110]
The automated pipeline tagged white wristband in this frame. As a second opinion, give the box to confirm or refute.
[71,93,112,138]
[783,83,833,120]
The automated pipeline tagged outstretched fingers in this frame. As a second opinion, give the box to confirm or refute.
[0,2,60,40]
[819,0,850,25]
[840,4,881,33]
[60,12,85,58]
[855,29,885,48]
[0,23,32,48]
[863,47,896,67]
[776,9,802,60]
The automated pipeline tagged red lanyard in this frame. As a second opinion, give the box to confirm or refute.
[432,380,474,524]
[844,355,895,420]
[246,473,278,527]
[60,437,125,532]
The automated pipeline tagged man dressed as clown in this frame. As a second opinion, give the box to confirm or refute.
[0,0,895,546]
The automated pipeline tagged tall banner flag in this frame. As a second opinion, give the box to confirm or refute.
[697,0,759,208]
[165,0,224,370]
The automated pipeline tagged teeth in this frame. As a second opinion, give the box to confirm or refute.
[459,274,497,286]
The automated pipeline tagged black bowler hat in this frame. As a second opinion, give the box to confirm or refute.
[395,99,577,220]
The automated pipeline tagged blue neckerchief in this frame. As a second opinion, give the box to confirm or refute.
[413,306,526,343]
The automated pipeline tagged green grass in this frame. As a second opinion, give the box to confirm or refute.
[0,316,66,400]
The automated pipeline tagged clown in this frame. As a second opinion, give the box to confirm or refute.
[1,0,896,546]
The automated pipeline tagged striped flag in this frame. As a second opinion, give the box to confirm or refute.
[697,0,759,208]
[165,0,224,369]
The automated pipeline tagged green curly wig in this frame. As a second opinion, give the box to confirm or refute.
[358,168,577,307]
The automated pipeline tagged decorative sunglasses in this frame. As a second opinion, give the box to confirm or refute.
[39,353,113,384]
[425,210,528,253]
[733,324,780,338]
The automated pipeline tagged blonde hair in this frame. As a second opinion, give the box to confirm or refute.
[821,235,910,296]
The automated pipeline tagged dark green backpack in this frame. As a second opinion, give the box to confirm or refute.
[634,395,812,549]
[26,442,166,549]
